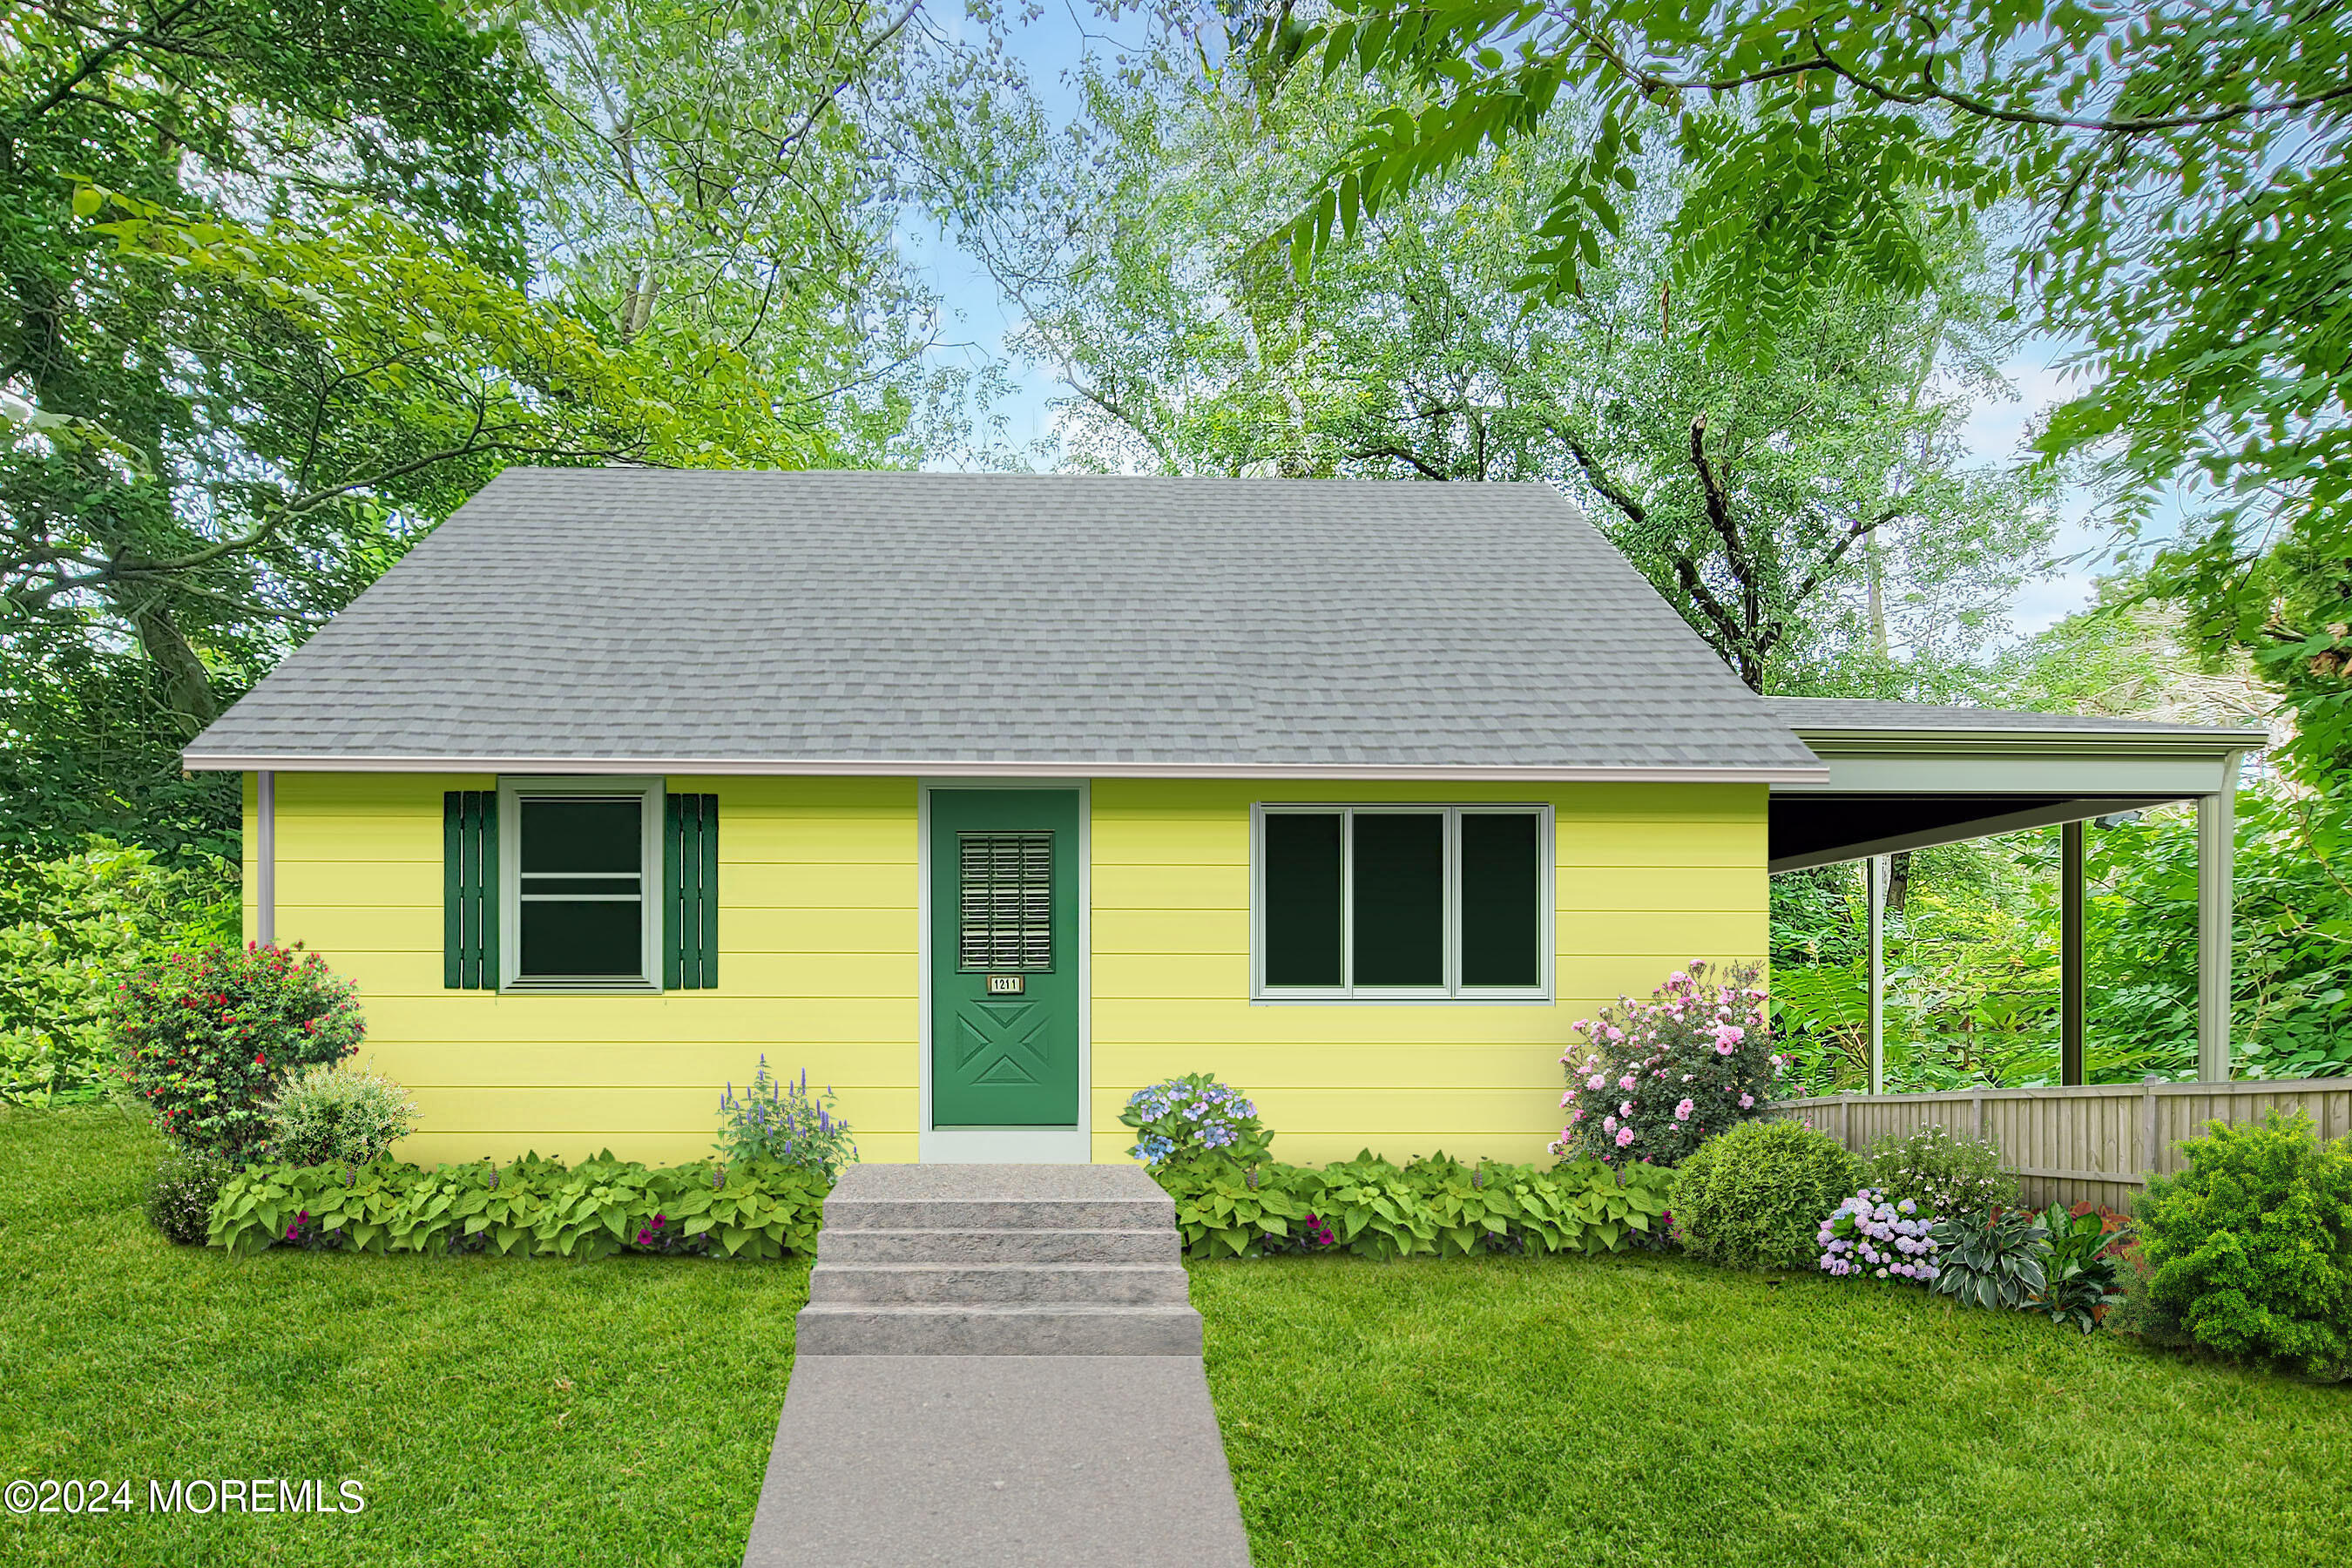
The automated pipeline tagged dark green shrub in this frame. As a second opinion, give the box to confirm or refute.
[112,943,364,1159]
[1861,1124,2018,1220]
[146,1146,232,1244]
[1669,1118,1860,1269]
[2126,1112,2352,1380]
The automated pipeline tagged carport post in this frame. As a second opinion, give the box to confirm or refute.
[2061,821,2085,1086]
[2196,760,2240,1081]
[1867,854,1886,1094]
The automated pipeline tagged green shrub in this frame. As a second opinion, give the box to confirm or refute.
[2126,1112,2352,1380]
[713,1056,858,1179]
[0,841,237,1105]
[112,943,365,1159]
[1861,1125,2018,1220]
[267,1061,417,1166]
[1150,1150,1673,1260]
[1669,1118,1860,1270]
[2031,1202,2128,1332]
[145,1146,233,1245]
[206,1152,830,1260]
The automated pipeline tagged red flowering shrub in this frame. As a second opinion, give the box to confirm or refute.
[111,944,365,1159]
[1549,959,1781,1169]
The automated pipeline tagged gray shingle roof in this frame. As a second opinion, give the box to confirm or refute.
[184,469,1828,778]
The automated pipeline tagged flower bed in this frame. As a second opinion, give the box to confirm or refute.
[206,1152,829,1260]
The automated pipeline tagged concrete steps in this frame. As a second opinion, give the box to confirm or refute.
[794,1164,1202,1356]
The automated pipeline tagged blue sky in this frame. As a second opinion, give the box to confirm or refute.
[906,9,2109,637]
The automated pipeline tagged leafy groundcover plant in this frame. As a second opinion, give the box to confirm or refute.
[1817,1189,1942,1281]
[208,1152,830,1260]
[2120,1112,2352,1380]
[715,1056,858,1179]
[1152,1150,1673,1260]
[1551,960,1781,1168]
[1121,1072,1270,1166]
[1861,1125,2018,1220]
[112,943,365,1159]
[1669,1117,1859,1270]
[267,1061,417,1166]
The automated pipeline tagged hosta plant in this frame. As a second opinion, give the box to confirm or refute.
[1551,960,1779,1168]
[2031,1202,2129,1333]
[1121,1072,1269,1166]
[1817,1188,1941,1282]
[1930,1210,2050,1310]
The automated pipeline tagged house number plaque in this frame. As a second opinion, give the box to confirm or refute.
[985,975,1025,995]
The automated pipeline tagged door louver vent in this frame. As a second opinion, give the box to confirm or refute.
[957,831,1052,970]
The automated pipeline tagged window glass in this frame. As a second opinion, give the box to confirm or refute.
[518,797,643,977]
[1263,813,1343,986]
[1461,813,1542,986]
[1351,813,1443,986]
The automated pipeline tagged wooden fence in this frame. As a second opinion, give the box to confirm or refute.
[1769,1078,2352,1212]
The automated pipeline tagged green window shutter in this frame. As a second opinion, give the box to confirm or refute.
[443,791,498,990]
[665,794,719,990]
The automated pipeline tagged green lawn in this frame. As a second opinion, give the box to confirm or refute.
[5,1108,2347,1567]
[1194,1253,2351,1567]
[0,1106,808,1566]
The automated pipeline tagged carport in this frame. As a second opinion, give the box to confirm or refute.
[1766,700,2268,1087]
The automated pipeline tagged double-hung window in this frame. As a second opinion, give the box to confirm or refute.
[499,776,663,991]
[1253,804,1551,1000]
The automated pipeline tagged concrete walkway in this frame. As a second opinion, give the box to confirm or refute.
[740,1165,1251,1568]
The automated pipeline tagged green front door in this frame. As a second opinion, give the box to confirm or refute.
[929,789,1082,1127]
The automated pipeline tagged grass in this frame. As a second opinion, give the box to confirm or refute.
[5,1107,2347,1566]
[0,1105,808,1566]
[1193,1250,2352,1567]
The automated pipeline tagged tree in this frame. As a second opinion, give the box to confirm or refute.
[1,1,996,856]
[1254,0,2352,774]
[927,35,2048,691]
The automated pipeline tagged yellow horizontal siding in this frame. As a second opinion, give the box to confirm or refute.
[1086,778,1765,1166]
[259,772,921,1165]
[258,771,1764,1170]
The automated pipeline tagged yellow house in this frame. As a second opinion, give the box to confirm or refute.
[183,470,1832,1166]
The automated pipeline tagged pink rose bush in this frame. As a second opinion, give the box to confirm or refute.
[1817,1188,1943,1282]
[1549,959,1779,1169]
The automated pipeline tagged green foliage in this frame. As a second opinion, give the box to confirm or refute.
[1861,1125,2018,1221]
[1260,1,2349,775]
[265,1062,417,1167]
[145,1146,233,1246]
[2031,1203,2129,1335]
[713,1056,858,1180]
[0,840,237,1104]
[111,944,365,1159]
[206,1152,830,1261]
[2129,1114,2352,1381]
[1151,1150,1672,1261]
[1668,1118,1860,1270]
[1930,1211,2051,1312]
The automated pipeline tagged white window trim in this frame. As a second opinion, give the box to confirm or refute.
[498,774,664,994]
[1250,802,1553,1003]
